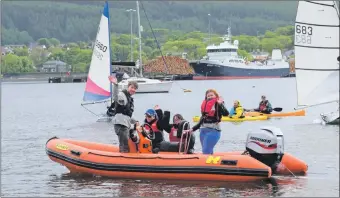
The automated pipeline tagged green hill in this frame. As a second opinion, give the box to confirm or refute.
[1,1,298,44]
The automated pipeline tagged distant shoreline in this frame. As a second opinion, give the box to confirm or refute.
[1,77,48,83]
[0,72,87,83]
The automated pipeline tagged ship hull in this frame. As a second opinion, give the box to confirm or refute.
[190,61,291,78]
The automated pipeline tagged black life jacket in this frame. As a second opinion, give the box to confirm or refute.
[114,89,134,117]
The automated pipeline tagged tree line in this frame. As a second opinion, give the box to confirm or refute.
[1,25,294,74]
[1,1,297,44]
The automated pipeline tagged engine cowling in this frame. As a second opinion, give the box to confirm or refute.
[245,126,284,171]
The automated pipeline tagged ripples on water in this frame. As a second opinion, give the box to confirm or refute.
[1,79,339,197]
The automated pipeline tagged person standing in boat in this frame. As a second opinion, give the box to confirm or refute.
[187,89,229,154]
[108,75,138,153]
[228,100,245,118]
[253,95,273,114]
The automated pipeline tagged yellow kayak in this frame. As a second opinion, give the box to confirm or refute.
[244,109,305,118]
[192,115,268,122]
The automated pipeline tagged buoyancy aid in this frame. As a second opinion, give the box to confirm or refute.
[259,100,268,111]
[231,100,245,118]
[151,122,161,133]
[128,126,153,153]
[144,119,161,133]
[169,126,180,142]
[114,89,134,117]
[169,120,190,142]
[201,98,219,122]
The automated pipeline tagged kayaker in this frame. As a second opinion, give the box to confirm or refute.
[162,111,196,154]
[109,75,138,153]
[142,107,168,153]
[254,95,273,114]
[228,100,245,118]
[187,89,229,154]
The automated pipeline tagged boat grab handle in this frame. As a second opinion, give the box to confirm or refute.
[179,122,191,154]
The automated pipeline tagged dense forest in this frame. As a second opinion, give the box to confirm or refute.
[1,25,295,74]
[1,1,298,44]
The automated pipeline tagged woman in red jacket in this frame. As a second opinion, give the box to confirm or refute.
[188,89,229,154]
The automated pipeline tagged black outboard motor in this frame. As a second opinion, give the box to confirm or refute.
[245,126,284,173]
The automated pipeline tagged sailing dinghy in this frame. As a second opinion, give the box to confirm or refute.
[294,1,340,124]
[81,1,113,122]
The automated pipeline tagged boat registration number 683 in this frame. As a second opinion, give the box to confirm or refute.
[205,156,221,164]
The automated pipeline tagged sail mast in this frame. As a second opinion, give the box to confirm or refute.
[136,1,143,77]
[106,1,113,105]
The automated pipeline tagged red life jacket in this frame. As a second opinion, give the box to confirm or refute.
[259,101,267,111]
[169,126,181,142]
[201,98,218,117]
[144,120,161,133]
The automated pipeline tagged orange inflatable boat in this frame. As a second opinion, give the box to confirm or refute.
[46,126,307,182]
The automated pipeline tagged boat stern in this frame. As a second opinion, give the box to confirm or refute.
[276,152,308,175]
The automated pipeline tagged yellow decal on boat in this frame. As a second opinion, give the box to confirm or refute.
[205,156,221,164]
[56,143,69,151]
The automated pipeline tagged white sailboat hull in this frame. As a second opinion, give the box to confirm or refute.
[119,78,173,93]
[97,114,113,122]
[320,110,340,125]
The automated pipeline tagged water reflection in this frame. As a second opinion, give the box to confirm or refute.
[47,173,306,197]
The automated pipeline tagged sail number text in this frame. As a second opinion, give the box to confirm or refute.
[295,25,313,44]
[93,48,103,60]
[93,39,108,60]
[295,25,313,35]
[95,40,108,52]
[295,35,312,44]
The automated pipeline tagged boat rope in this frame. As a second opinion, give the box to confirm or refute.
[139,1,192,93]
[281,164,297,178]
[241,151,297,178]
[81,104,101,117]
[139,1,169,74]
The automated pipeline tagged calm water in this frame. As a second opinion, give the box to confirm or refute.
[1,78,339,197]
